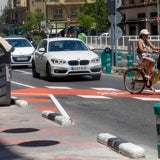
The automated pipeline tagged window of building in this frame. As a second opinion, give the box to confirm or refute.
[129,0,134,4]
[70,7,77,17]
[54,8,62,18]
[32,0,34,6]
[138,13,145,18]
[129,25,136,35]
[150,12,157,18]
[36,9,42,13]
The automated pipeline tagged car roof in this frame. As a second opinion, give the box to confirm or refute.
[5,36,27,39]
[43,37,82,42]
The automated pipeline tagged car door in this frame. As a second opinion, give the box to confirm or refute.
[34,40,47,74]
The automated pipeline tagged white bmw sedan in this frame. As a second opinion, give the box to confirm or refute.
[32,38,101,81]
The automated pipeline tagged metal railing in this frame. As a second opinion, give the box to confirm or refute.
[85,35,160,53]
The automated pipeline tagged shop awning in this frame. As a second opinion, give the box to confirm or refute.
[49,29,64,34]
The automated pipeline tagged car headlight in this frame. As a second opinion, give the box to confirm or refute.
[91,57,100,63]
[51,59,66,65]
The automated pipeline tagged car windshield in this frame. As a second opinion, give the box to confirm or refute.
[6,39,32,48]
[48,40,89,52]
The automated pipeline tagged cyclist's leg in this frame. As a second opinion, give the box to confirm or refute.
[140,57,155,92]
[141,57,155,75]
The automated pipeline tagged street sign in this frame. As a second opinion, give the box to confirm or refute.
[115,26,123,39]
[116,0,122,9]
[108,11,122,24]
[108,26,123,39]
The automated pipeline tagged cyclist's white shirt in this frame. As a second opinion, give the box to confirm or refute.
[136,39,151,62]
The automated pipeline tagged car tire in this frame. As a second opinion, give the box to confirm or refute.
[32,61,40,78]
[92,74,101,80]
[46,63,53,81]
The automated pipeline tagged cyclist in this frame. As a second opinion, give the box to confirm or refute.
[136,29,160,91]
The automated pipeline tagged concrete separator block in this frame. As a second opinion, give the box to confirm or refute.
[42,110,73,125]
[119,142,145,158]
[11,97,28,108]
[97,133,116,145]
[97,133,145,158]
[15,99,28,108]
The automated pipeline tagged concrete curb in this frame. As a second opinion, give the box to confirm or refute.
[42,110,73,125]
[97,133,145,158]
[11,96,29,108]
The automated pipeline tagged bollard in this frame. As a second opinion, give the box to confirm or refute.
[101,50,106,69]
[101,47,112,74]
[105,53,111,74]
[127,54,134,67]
[117,52,122,67]
[153,103,160,158]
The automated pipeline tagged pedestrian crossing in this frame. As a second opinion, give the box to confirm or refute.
[44,86,160,102]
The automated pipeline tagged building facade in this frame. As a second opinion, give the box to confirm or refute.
[120,0,158,35]
[7,0,160,36]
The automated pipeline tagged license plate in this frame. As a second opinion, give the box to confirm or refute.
[16,57,28,61]
[71,66,87,71]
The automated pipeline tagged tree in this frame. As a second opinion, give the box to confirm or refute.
[95,0,109,33]
[77,14,95,35]
[0,6,10,35]
[23,11,44,32]
[77,0,109,35]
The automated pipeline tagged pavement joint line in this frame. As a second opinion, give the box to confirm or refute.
[42,110,74,126]
[97,133,145,158]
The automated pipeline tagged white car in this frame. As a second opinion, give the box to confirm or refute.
[100,33,109,36]
[32,37,102,81]
[5,37,35,67]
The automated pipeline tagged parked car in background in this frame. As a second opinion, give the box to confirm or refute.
[32,37,102,81]
[100,33,109,36]
[5,36,35,67]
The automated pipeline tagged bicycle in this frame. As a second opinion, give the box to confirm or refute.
[123,53,160,94]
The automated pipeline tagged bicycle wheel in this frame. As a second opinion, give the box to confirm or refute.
[123,68,145,94]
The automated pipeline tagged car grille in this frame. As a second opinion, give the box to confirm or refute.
[12,56,31,62]
[68,60,89,66]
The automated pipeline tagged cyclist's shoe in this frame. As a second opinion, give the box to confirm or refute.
[144,74,151,80]
[149,86,155,93]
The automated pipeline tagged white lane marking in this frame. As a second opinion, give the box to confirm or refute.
[92,88,120,91]
[133,97,160,101]
[45,86,72,89]
[77,95,112,99]
[11,81,35,88]
[14,70,32,74]
[49,94,70,119]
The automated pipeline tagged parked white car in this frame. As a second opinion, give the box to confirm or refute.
[32,37,101,81]
[5,36,35,67]
[100,33,109,36]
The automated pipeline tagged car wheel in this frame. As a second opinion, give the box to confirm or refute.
[92,74,101,80]
[32,61,40,78]
[46,63,53,81]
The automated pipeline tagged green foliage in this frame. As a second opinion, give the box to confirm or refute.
[77,14,95,34]
[23,11,44,32]
[77,0,109,35]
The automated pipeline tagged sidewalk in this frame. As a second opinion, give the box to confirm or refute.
[0,101,133,160]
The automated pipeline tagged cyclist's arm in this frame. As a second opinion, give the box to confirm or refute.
[149,41,160,50]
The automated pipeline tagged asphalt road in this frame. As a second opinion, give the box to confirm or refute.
[9,67,160,159]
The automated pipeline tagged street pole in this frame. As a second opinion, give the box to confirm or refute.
[157,0,160,35]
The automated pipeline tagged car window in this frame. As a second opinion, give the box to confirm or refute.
[48,40,88,52]
[37,40,47,51]
[6,39,32,47]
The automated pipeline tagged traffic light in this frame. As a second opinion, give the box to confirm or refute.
[107,0,115,15]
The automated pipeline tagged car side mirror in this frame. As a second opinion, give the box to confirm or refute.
[39,47,46,52]
[88,45,94,51]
